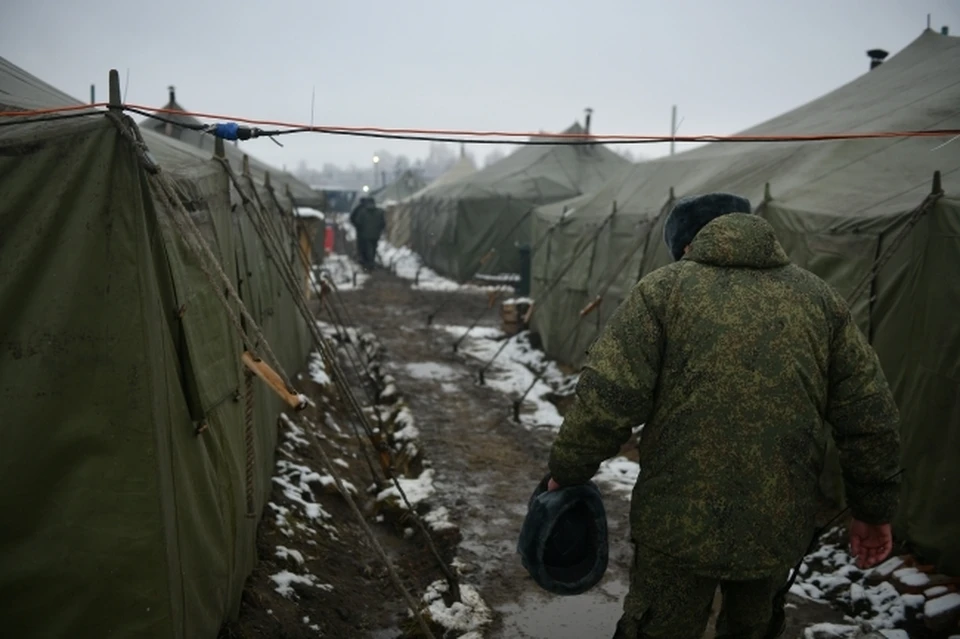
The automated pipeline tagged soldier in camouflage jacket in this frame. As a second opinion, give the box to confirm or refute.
[546,193,902,639]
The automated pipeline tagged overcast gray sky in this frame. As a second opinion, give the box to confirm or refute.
[4,0,958,171]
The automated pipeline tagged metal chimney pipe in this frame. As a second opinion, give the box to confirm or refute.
[867,49,889,70]
[584,107,593,135]
[942,26,950,35]
[168,85,176,103]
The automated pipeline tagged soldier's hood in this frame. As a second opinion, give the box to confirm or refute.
[684,213,790,269]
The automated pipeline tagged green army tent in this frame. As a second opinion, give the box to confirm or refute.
[373,168,429,207]
[140,86,325,210]
[0,59,312,638]
[530,29,960,574]
[405,121,631,281]
[385,152,477,248]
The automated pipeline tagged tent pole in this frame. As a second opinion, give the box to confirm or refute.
[108,69,121,112]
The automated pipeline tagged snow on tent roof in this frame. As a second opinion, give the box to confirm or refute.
[530,29,960,578]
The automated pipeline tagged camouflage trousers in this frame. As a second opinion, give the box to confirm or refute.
[613,545,787,639]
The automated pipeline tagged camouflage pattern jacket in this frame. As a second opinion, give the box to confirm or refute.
[548,213,901,579]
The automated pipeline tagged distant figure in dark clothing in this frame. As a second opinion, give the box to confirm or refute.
[349,196,385,271]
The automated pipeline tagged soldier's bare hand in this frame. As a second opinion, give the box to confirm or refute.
[849,519,893,569]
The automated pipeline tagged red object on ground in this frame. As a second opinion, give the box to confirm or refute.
[324,226,335,254]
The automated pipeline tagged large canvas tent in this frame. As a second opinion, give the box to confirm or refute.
[372,168,428,207]
[0,60,313,637]
[385,153,477,248]
[405,122,631,281]
[530,29,960,574]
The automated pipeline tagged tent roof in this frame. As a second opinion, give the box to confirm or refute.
[134,91,323,208]
[140,88,209,149]
[537,29,960,224]
[0,58,324,209]
[399,154,478,204]
[372,169,429,205]
[422,121,632,203]
[0,57,88,112]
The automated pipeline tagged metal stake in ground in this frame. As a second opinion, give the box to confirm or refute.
[452,212,569,352]
[426,208,534,326]
[299,416,438,639]
[476,203,618,385]
[452,285,511,353]
[510,230,648,421]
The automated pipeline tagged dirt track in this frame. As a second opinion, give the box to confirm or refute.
[336,271,636,638]
[331,268,858,639]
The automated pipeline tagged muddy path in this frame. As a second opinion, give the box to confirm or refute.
[334,271,635,638]
[333,267,859,639]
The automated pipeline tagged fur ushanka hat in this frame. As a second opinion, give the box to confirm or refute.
[663,192,752,261]
[517,474,609,596]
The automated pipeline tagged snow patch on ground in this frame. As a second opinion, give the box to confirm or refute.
[791,533,935,636]
[423,506,459,532]
[420,579,493,636]
[316,252,368,291]
[378,242,506,293]
[377,468,437,507]
[273,460,335,522]
[434,325,639,495]
[269,570,334,599]
[378,242,460,291]
[435,325,565,429]
[926,591,960,618]
[275,546,305,566]
[404,361,462,382]
[594,456,641,494]
[308,352,331,386]
[270,412,348,548]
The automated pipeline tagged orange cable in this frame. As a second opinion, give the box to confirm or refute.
[1,102,957,143]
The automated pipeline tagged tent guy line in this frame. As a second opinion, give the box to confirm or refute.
[2,101,960,146]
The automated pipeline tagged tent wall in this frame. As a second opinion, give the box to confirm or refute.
[0,119,177,638]
[0,113,312,637]
[404,124,630,282]
[891,197,960,572]
[528,29,960,574]
[385,200,414,247]
[385,156,478,250]
[408,196,532,281]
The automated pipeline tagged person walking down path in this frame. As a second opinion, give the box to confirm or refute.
[545,193,902,639]
[349,196,386,271]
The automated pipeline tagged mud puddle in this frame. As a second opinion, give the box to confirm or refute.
[495,578,628,638]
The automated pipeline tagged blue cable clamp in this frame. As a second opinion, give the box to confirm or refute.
[213,122,241,140]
